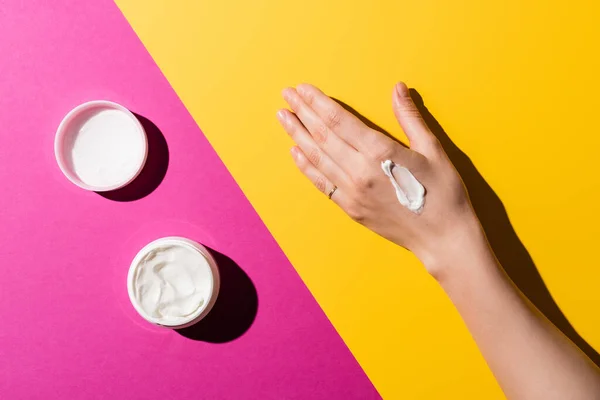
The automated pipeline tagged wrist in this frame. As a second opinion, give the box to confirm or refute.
[419,212,493,284]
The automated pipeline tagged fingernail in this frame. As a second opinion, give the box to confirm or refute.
[396,82,409,98]
[296,84,307,97]
[282,88,293,101]
[276,109,287,123]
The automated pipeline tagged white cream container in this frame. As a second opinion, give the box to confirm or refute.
[127,237,220,329]
[54,100,148,192]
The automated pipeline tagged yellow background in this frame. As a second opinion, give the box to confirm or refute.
[115,1,600,398]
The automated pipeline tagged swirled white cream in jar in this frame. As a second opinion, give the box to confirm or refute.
[127,237,219,328]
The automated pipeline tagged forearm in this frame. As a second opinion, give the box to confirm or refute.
[430,219,600,400]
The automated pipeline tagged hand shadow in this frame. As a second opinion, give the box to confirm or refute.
[336,92,600,367]
[98,113,169,201]
[176,248,258,343]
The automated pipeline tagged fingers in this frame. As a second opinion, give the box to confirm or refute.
[282,87,361,173]
[392,82,440,158]
[290,146,343,205]
[277,109,348,188]
[295,83,380,151]
[291,84,411,163]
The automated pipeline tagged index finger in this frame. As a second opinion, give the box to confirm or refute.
[296,83,383,152]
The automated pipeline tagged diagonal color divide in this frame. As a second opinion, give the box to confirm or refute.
[0,1,378,398]
[115,0,600,398]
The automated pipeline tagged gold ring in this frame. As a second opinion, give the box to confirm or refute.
[327,186,337,199]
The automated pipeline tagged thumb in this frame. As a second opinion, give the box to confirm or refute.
[392,82,438,157]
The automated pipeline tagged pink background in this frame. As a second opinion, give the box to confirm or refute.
[0,1,378,398]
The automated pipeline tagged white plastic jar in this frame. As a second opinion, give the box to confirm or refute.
[127,237,220,329]
[54,100,148,192]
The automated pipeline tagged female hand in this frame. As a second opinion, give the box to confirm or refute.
[278,83,600,399]
[277,82,480,276]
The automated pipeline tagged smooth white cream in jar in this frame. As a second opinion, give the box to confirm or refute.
[54,100,147,192]
[127,237,219,328]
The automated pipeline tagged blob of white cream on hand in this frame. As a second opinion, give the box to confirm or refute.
[128,238,219,328]
[381,160,425,213]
